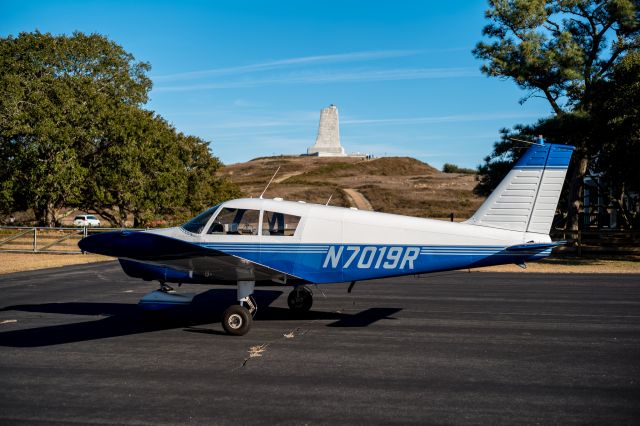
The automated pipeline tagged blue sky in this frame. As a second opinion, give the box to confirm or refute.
[1,0,554,168]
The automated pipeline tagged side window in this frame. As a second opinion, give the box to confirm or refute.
[262,211,301,236]
[209,208,260,235]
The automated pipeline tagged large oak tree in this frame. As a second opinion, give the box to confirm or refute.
[0,31,239,226]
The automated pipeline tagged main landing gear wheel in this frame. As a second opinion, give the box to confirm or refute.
[222,305,252,336]
[287,286,313,313]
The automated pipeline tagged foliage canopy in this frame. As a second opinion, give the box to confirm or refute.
[473,0,639,230]
[0,31,240,226]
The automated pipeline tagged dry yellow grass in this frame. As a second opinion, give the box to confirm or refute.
[0,253,114,275]
[473,257,640,274]
[219,156,484,219]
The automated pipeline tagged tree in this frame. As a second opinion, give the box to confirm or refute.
[475,60,640,228]
[476,113,592,196]
[0,31,151,225]
[1,32,240,227]
[179,133,241,219]
[473,0,640,231]
[80,103,241,227]
[82,106,170,227]
[590,51,640,226]
[442,163,476,174]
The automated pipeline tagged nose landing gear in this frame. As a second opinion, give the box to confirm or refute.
[222,304,252,336]
[222,281,257,336]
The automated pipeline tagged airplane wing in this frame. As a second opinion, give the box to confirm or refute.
[78,231,301,283]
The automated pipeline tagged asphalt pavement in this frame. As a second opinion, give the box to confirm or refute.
[1,262,639,424]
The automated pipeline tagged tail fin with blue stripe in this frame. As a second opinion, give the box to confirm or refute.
[465,142,574,235]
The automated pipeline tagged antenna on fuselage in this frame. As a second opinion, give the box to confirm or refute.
[507,135,545,146]
[325,192,334,206]
[259,166,281,199]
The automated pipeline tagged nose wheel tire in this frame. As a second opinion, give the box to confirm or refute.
[287,286,313,313]
[222,305,252,336]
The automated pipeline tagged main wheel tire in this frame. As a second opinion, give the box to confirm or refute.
[222,305,252,336]
[287,287,313,313]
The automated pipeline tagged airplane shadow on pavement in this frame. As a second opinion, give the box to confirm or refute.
[0,288,401,347]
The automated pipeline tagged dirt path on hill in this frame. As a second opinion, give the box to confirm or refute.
[343,188,373,211]
[274,171,304,183]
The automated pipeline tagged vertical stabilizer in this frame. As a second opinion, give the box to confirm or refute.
[465,143,574,235]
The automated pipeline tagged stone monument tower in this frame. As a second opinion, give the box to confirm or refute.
[306,104,347,156]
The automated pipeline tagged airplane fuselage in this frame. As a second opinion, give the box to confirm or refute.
[78,142,573,335]
[133,198,553,285]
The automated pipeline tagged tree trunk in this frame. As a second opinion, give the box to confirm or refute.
[133,213,142,228]
[566,152,589,235]
[54,208,75,226]
[616,184,631,229]
[117,205,128,228]
[45,202,56,227]
[90,208,119,227]
[34,206,47,227]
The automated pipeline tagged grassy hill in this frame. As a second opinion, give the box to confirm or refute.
[218,155,485,220]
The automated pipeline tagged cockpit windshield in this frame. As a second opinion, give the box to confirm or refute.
[181,205,220,234]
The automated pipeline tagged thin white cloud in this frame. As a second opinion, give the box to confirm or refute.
[342,112,540,125]
[189,111,539,131]
[184,110,318,130]
[153,49,424,82]
[154,67,479,92]
[233,98,263,108]
[208,129,307,139]
[196,119,312,129]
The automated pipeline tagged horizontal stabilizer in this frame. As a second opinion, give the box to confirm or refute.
[506,241,566,251]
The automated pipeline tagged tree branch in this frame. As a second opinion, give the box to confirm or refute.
[596,40,626,79]
[544,18,561,34]
[542,87,563,115]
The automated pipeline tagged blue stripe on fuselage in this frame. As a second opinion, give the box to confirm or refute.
[200,243,551,284]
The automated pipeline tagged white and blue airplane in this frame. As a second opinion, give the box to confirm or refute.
[79,142,574,335]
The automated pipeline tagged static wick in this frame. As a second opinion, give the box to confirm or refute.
[260,166,281,199]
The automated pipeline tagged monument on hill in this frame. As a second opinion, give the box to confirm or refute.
[306,104,347,157]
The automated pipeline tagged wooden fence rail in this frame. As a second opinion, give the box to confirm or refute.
[0,227,145,254]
